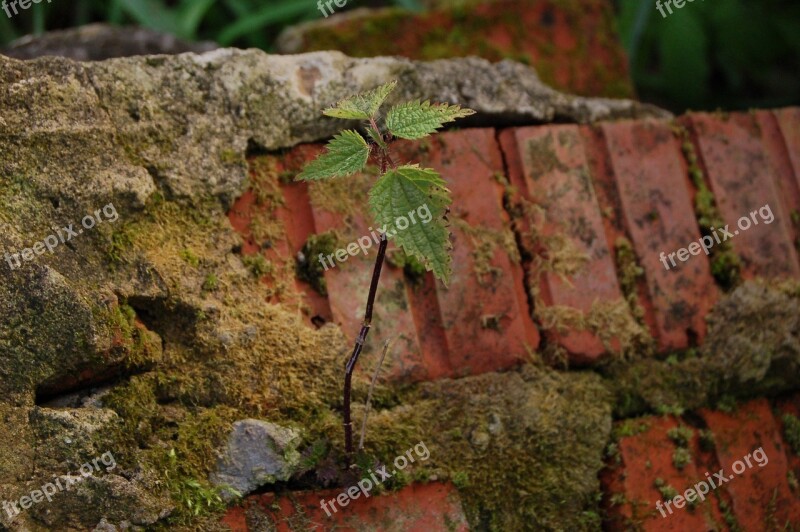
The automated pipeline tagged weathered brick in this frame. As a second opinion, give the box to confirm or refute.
[499,125,627,363]
[308,172,430,382]
[395,129,539,377]
[601,120,717,351]
[774,107,800,191]
[221,482,468,532]
[700,399,800,529]
[277,0,635,99]
[602,416,724,530]
[683,112,800,279]
[582,125,661,341]
[755,110,800,271]
[228,153,332,324]
[774,394,800,502]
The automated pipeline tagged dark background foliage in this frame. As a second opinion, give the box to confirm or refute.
[1,0,798,113]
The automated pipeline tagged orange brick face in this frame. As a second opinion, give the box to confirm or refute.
[225,111,800,531]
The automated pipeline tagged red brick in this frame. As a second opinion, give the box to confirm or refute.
[683,112,800,279]
[755,110,800,267]
[394,129,539,377]
[774,107,800,191]
[499,125,627,363]
[278,0,634,99]
[700,399,800,529]
[602,416,724,530]
[601,120,717,351]
[228,153,332,324]
[308,172,430,382]
[775,394,800,499]
[220,482,468,532]
[583,125,661,339]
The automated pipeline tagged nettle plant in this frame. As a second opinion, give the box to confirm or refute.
[296,81,474,462]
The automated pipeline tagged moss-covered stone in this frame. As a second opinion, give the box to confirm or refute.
[602,280,800,418]
[354,364,613,531]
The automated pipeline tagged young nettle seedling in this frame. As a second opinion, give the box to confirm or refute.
[296,81,474,462]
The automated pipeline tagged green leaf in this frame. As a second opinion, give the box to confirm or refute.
[369,165,452,284]
[323,81,397,120]
[386,100,475,140]
[296,130,370,181]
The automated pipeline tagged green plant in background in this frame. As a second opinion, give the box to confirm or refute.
[0,0,423,50]
[3,0,798,113]
[296,80,473,461]
[615,0,800,111]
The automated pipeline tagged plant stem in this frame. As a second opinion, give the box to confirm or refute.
[359,337,393,450]
[343,231,388,463]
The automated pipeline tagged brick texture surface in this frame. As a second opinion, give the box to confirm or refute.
[500,125,627,363]
[682,112,800,279]
[601,119,718,351]
[226,111,800,531]
[221,482,468,532]
[700,399,800,529]
[230,112,800,371]
[602,416,724,530]
[393,130,539,377]
[603,397,800,531]
[278,0,635,99]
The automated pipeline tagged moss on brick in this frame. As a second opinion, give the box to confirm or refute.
[292,2,634,99]
[673,124,742,289]
[783,413,800,455]
[602,280,800,418]
[297,231,339,295]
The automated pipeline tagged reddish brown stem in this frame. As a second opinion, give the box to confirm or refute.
[343,231,388,463]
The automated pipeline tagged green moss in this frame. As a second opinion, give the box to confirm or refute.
[614,419,649,439]
[672,447,692,470]
[296,231,338,295]
[156,408,240,524]
[673,124,742,289]
[386,247,426,284]
[107,227,135,265]
[202,274,219,292]
[782,413,800,455]
[219,148,244,166]
[451,470,470,488]
[179,248,200,267]
[667,425,694,447]
[453,217,519,286]
[719,498,742,531]
[614,237,644,308]
[242,253,272,277]
[699,429,715,452]
[654,478,678,501]
[716,395,737,413]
